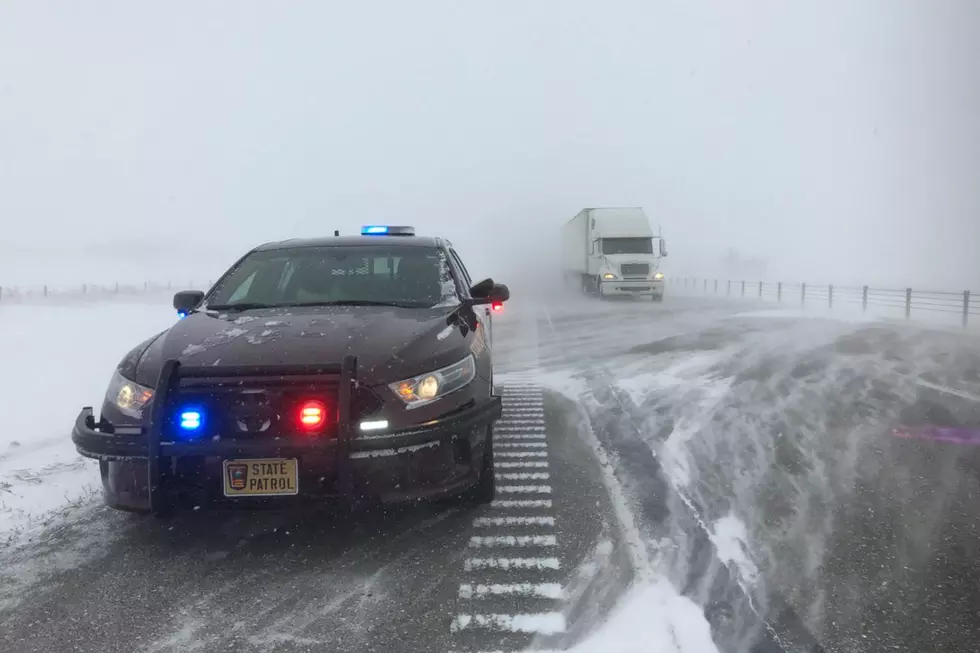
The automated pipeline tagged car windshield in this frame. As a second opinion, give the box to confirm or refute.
[206,245,460,309]
[601,237,654,255]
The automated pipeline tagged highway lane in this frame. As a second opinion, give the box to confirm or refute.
[4,291,980,653]
[526,291,980,653]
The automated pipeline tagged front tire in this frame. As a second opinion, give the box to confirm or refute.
[465,425,495,504]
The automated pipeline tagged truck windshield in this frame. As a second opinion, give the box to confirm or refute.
[601,238,653,255]
[207,245,459,309]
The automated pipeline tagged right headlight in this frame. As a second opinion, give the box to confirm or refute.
[389,355,477,408]
[105,369,155,419]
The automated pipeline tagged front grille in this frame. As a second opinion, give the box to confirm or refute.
[620,263,650,277]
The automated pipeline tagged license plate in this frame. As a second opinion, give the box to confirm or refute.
[222,458,299,497]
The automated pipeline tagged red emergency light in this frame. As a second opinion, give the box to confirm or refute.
[298,400,328,432]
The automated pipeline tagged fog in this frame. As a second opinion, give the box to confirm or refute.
[1,1,978,292]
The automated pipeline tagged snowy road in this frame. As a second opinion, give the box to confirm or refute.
[3,293,980,652]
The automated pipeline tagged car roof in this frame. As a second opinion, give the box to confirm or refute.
[254,236,444,252]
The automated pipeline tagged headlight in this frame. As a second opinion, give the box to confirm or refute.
[389,355,477,408]
[105,369,154,419]
[654,272,665,280]
[602,272,616,280]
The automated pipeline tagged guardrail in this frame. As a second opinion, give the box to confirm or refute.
[0,281,212,303]
[669,277,979,328]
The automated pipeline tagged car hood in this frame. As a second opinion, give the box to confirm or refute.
[129,305,471,387]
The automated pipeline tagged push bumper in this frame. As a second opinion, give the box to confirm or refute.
[72,356,502,512]
[599,279,665,297]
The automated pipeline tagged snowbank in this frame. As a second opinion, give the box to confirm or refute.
[0,300,176,541]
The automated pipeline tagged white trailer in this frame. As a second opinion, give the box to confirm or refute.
[561,207,668,300]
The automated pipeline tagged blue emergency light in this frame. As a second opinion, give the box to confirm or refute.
[178,407,204,433]
[361,225,416,236]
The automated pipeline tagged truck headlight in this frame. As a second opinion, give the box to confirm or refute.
[105,370,155,419]
[602,272,616,280]
[389,355,476,408]
[654,272,665,280]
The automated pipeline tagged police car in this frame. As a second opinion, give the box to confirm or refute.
[71,226,510,514]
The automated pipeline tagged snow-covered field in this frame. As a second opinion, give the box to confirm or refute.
[0,299,176,542]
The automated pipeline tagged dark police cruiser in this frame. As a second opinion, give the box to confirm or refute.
[71,225,510,515]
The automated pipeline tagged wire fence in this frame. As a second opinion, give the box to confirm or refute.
[3,278,979,330]
[669,277,979,329]
[0,281,213,304]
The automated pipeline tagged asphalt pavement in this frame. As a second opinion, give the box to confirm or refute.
[4,292,980,653]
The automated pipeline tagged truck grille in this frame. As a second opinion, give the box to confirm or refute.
[620,263,650,277]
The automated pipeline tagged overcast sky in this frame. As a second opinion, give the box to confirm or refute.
[1,1,978,289]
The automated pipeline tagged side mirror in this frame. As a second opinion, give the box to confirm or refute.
[173,290,205,317]
[469,278,510,305]
[659,239,668,257]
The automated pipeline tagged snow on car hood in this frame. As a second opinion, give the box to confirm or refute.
[127,304,471,387]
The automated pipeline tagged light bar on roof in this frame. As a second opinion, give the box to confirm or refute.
[361,225,416,236]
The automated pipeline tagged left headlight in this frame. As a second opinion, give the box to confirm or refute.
[105,369,155,419]
[389,355,477,408]
[654,272,665,280]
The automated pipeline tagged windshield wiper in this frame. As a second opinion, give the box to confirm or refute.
[205,302,279,312]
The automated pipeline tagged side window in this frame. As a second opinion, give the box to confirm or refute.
[448,249,473,291]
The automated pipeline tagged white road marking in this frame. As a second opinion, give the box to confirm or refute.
[496,451,548,458]
[915,379,980,403]
[497,484,552,493]
[498,472,551,481]
[496,441,548,447]
[496,421,548,428]
[450,613,566,634]
[494,461,549,468]
[458,583,563,600]
[496,419,546,425]
[462,557,561,570]
[468,535,557,548]
[473,516,555,527]
[495,433,547,440]
[490,499,552,509]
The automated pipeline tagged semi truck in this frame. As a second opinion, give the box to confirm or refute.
[561,207,668,301]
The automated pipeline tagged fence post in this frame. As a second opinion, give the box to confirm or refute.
[829,284,834,309]
[741,281,746,297]
[758,281,763,298]
[82,283,87,295]
[115,282,119,294]
[777,282,782,302]
[905,288,912,320]
[727,280,731,296]
[964,291,971,328]
[703,279,707,293]
[714,279,718,293]
[44,285,48,297]
[801,283,806,305]
[862,286,868,312]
